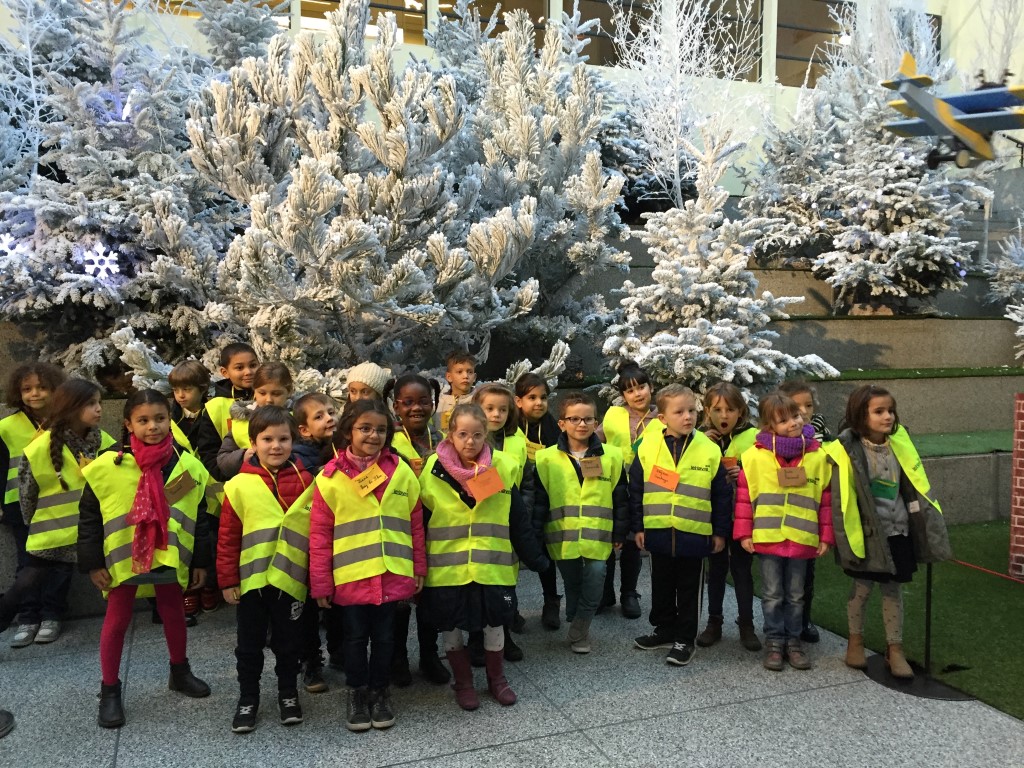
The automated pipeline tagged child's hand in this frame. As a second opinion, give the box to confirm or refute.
[711,535,725,554]
[243,448,255,463]
[414,576,424,595]
[634,532,645,551]
[222,587,241,605]
[705,428,722,442]
[317,597,332,609]
[816,542,830,558]
[613,542,623,551]
[740,537,755,554]
[726,465,741,483]
[189,568,207,590]
[89,568,111,591]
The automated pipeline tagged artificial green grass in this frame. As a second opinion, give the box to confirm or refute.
[802,521,1024,720]
[824,366,1024,381]
[912,431,1013,457]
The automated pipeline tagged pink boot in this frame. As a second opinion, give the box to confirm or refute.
[484,650,517,706]
[446,648,479,711]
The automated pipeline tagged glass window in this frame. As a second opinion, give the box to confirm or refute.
[775,0,846,88]
[302,0,427,44]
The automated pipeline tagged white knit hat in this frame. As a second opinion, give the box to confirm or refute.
[346,362,392,397]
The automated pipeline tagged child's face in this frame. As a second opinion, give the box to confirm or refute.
[347,381,378,403]
[707,396,741,436]
[19,375,53,415]
[621,381,651,413]
[772,410,804,439]
[865,396,896,442]
[658,394,697,438]
[125,403,171,445]
[515,386,548,422]
[448,415,487,464]
[478,393,510,433]
[77,393,103,430]
[299,401,338,442]
[394,383,433,432]
[445,363,476,397]
[254,381,290,407]
[172,385,205,413]
[559,403,597,444]
[254,423,293,469]
[348,412,389,457]
[790,391,815,423]
[220,352,259,390]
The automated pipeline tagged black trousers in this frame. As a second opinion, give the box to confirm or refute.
[235,588,303,699]
[0,555,72,634]
[393,601,440,660]
[604,538,641,597]
[299,598,345,667]
[343,602,397,689]
[803,558,816,625]
[538,560,559,599]
[1,514,72,622]
[705,538,755,623]
[648,553,704,644]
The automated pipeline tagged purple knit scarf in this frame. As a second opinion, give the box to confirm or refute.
[755,424,819,459]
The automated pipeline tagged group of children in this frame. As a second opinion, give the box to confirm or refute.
[0,347,951,734]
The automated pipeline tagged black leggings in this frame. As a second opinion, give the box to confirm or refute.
[705,538,755,623]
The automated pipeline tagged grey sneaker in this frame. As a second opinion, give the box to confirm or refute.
[10,624,39,648]
[34,620,61,644]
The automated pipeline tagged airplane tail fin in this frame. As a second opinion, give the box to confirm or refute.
[881,52,935,90]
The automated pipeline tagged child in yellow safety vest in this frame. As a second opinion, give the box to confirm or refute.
[596,360,661,621]
[0,362,66,648]
[830,385,950,680]
[419,404,550,712]
[696,381,761,652]
[534,392,628,654]
[217,405,315,734]
[435,351,478,433]
[309,399,426,732]
[0,379,113,646]
[734,393,834,673]
[77,390,213,728]
[218,362,294,480]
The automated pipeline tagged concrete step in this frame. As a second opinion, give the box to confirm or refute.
[924,452,1010,525]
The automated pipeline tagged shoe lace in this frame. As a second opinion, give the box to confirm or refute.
[672,642,688,652]
[281,697,298,709]
[237,705,255,716]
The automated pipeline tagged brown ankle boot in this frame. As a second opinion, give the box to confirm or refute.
[484,650,517,706]
[696,615,723,647]
[845,634,867,670]
[886,643,914,679]
[446,648,479,711]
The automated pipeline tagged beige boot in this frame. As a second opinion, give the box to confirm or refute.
[886,644,914,679]
[845,634,867,670]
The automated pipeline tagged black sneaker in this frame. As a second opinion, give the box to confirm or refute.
[620,592,642,620]
[634,632,674,650]
[666,642,696,667]
[346,687,372,732]
[510,612,526,633]
[231,699,258,734]
[503,628,524,662]
[801,622,821,644]
[369,688,395,729]
[278,692,303,726]
[303,665,328,694]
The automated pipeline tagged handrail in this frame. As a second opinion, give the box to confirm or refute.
[1003,134,1024,168]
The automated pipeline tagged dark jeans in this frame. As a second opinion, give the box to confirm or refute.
[342,602,397,689]
[705,537,755,623]
[803,558,816,626]
[0,555,73,633]
[538,560,559,599]
[299,598,344,667]
[759,555,807,643]
[235,587,303,699]
[648,553,704,644]
[203,513,220,590]
[1,515,72,623]
[604,538,641,597]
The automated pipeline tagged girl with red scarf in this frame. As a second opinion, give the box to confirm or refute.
[78,390,212,728]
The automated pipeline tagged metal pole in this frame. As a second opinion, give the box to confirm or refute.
[924,562,933,675]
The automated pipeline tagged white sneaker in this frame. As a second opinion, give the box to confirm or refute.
[34,620,61,644]
[10,623,39,648]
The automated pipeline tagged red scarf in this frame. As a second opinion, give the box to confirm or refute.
[125,433,174,573]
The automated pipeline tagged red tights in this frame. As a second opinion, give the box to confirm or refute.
[101,583,187,685]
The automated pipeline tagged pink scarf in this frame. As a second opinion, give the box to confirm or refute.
[435,440,492,499]
[345,447,382,472]
[125,433,174,573]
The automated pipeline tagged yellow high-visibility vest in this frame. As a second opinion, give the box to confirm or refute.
[888,426,941,513]
[724,427,757,461]
[822,441,866,558]
[205,397,235,440]
[742,445,829,548]
[315,460,419,586]
[498,429,528,486]
[223,473,314,601]
[231,417,251,450]
[637,432,720,536]
[535,445,623,561]
[82,450,207,594]
[418,452,517,587]
[602,406,664,467]
[0,411,42,507]
[23,430,115,552]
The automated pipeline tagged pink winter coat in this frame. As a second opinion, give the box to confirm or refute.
[309,448,426,606]
[733,448,835,559]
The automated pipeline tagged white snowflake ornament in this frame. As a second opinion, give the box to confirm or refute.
[81,243,120,279]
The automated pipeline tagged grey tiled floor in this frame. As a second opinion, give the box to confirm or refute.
[2,561,1022,767]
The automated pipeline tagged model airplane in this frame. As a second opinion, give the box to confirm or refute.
[882,52,1024,168]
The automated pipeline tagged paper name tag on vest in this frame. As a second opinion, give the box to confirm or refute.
[777,466,807,487]
[354,464,387,497]
[579,457,603,478]
[526,441,543,462]
[466,467,505,501]
[409,457,424,477]
[164,472,197,506]
[649,465,680,491]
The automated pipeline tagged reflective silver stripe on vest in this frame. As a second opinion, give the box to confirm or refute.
[5,477,18,493]
[382,516,411,535]
[271,552,307,584]
[104,508,197,546]
[785,493,821,512]
[240,527,280,550]
[642,482,711,500]
[33,489,83,510]
[27,511,79,533]
[784,514,821,535]
[471,549,515,566]
[334,542,388,569]
[428,551,470,568]
[549,505,613,522]
[753,516,783,530]
[384,541,414,560]
[643,503,711,523]
[752,493,788,510]
[106,541,133,566]
[334,517,380,538]
[239,556,273,582]
[472,523,510,539]
[429,525,471,541]
[581,527,612,543]
[546,527,612,545]
[279,526,307,551]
